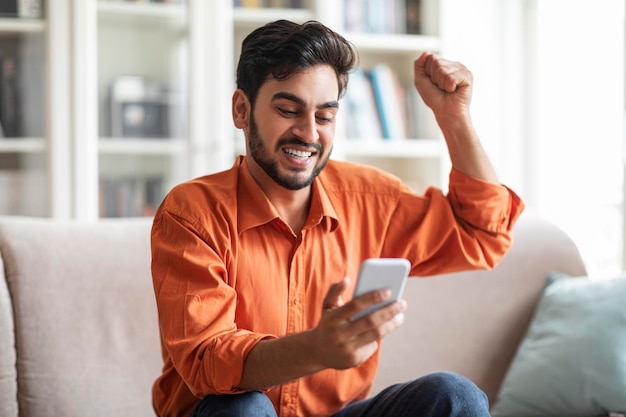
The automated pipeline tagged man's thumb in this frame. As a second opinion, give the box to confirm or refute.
[323,277,350,310]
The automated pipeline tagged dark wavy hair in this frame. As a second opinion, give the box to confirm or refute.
[236,20,358,107]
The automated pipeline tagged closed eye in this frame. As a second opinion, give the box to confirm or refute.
[278,108,298,117]
[316,115,334,124]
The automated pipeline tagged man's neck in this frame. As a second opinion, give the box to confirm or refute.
[245,157,312,235]
[271,190,312,236]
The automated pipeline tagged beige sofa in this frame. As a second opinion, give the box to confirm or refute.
[0,213,586,417]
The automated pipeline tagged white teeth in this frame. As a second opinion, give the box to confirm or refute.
[284,148,312,158]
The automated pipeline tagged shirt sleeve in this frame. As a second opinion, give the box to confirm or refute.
[383,168,524,276]
[151,208,276,396]
[447,168,524,234]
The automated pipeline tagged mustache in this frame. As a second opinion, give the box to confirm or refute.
[276,138,323,153]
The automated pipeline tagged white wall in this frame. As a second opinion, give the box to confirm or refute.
[529,0,624,276]
[442,0,625,276]
[439,0,528,193]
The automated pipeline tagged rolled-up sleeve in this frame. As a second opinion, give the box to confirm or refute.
[383,168,524,276]
[447,168,523,234]
[151,209,275,396]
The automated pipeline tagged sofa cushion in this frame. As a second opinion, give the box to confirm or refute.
[0,251,18,417]
[490,273,626,417]
[0,217,161,417]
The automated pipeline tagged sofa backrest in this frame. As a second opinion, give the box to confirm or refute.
[0,213,588,415]
[0,217,160,417]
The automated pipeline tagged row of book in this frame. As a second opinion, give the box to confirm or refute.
[344,0,423,35]
[0,172,165,217]
[99,176,164,218]
[343,63,439,141]
[100,0,183,4]
[0,32,47,139]
[233,0,306,8]
[0,51,20,138]
[234,0,423,34]
[0,0,42,18]
[0,33,28,139]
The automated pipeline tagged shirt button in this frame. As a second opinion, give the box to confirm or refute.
[293,297,301,305]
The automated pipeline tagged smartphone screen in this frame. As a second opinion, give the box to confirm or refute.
[351,258,410,320]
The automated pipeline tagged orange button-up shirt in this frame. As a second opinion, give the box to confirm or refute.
[151,156,524,417]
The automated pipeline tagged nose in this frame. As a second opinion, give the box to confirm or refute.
[292,113,320,143]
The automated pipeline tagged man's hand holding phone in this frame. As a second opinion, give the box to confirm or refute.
[310,258,410,370]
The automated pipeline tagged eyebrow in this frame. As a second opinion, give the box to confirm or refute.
[272,92,339,110]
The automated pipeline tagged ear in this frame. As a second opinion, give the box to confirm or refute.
[232,89,250,129]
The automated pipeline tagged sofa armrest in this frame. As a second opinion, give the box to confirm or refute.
[0,250,18,417]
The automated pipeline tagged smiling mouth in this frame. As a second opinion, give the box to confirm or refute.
[283,148,314,160]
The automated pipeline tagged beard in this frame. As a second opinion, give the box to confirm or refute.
[248,114,332,191]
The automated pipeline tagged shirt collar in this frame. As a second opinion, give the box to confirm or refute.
[236,156,339,234]
[307,175,340,233]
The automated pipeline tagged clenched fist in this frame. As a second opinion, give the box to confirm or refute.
[414,51,473,120]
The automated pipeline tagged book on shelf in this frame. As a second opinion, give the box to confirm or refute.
[0,0,43,18]
[343,0,424,35]
[344,64,439,142]
[405,83,439,139]
[99,176,164,217]
[0,51,21,138]
[343,68,383,141]
[233,0,306,8]
[405,0,422,34]
[368,63,407,140]
[100,0,184,3]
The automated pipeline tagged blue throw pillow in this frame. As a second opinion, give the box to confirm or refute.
[490,274,626,417]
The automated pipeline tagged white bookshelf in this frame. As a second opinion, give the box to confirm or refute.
[0,0,72,217]
[0,0,448,219]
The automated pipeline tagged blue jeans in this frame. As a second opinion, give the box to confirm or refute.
[189,372,491,417]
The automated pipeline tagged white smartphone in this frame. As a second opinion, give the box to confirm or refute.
[351,258,411,320]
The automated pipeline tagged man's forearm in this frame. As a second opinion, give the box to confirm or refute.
[237,330,324,391]
[437,113,499,184]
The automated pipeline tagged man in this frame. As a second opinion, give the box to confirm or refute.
[151,19,524,417]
